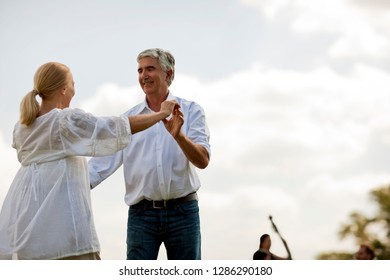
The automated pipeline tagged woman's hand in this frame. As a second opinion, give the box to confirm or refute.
[160,100,180,118]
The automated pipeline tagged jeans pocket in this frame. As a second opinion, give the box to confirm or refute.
[176,200,199,215]
[128,206,144,217]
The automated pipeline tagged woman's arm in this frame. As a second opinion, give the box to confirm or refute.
[129,100,178,134]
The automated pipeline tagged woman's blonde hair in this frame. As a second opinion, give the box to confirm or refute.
[20,62,70,126]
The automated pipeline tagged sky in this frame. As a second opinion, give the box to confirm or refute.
[1,0,390,260]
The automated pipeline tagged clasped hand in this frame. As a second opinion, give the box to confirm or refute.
[161,100,184,138]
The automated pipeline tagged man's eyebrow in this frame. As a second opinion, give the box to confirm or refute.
[138,65,156,71]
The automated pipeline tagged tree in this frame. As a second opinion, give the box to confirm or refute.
[316,185,390,260]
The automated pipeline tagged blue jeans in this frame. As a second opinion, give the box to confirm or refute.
[126,200,201,260]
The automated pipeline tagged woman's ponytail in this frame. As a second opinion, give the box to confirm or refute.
[20,89,40,126]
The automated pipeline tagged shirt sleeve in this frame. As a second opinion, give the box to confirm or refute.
[59,108,131,157]
[88,151,123,188]
[187,102,211,158]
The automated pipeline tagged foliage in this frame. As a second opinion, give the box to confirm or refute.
[316,185,390,260]
[316,252,353,260]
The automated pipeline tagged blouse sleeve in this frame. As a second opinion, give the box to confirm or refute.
[59,108,131,157]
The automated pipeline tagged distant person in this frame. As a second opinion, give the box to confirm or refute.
[89,48,211,260]
[355,244,376,260]
[0,62,178,260]
[253,249,271,260]
[253,234,289,260]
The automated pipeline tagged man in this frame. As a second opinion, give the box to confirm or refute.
[253,234,289,260]
[88,48,210,260]
[355,244,376,260]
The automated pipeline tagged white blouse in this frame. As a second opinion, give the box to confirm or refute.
[0,108,130,259]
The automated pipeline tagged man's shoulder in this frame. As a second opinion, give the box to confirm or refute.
[175,95,194,104]
[253,250,268,260]
[122,102,146,116]
[175,96,204,111]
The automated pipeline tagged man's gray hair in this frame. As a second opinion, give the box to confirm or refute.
[137,48,175,86]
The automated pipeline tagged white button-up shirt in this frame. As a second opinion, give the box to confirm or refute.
[89,93,211,206]
[0,108,130,259]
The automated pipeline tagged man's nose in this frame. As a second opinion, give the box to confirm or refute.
[140,71,148,80]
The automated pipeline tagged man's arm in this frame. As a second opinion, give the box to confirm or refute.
[163,107,209,169]
[175,133,209,169]
[88,151,123,189]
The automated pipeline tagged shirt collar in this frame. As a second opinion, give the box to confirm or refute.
[135,91,176,114]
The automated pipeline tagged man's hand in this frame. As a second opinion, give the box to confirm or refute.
[163,105,209,169]
[163,106,184,138]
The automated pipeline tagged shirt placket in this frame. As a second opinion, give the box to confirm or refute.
[155,122,166,199]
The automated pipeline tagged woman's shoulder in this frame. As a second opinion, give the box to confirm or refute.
[57,108,98,130]
[59,108,95,121]
[61,107,87,116]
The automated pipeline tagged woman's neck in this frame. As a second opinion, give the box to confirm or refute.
[38,99,64,117]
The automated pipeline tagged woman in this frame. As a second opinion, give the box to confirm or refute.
[0,62,179,260]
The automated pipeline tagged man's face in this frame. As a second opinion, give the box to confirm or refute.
[355,246,373,260]
[260,236,271,250]
[137,57,168,96]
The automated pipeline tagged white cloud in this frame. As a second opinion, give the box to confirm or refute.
[329,25,389,58]
[201,185,297,213]
[77,83,144,116]
[241,0,390,59]
[169,64,390,177]
[240,0,293,19]
[307,173,390,195]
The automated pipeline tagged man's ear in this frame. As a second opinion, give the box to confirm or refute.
[166,69,173,80]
